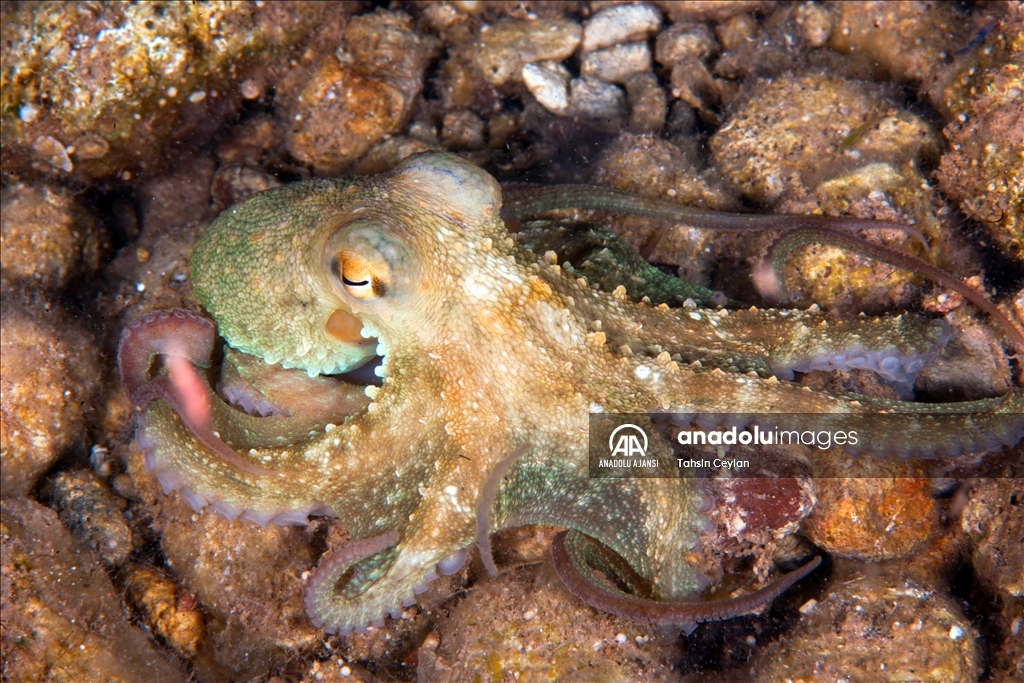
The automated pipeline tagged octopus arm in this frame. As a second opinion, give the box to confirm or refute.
[551,529,821,630]
[657,366,1024,457]
[541,261,951,390]
[492,457,711,598]
[120,310,349,526]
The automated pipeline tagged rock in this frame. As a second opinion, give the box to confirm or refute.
[655,0,776,24]
[748,560,980,683]
[624,72,668,134]
[568,78,626,129]
[419,561,680,682]
[581,3,661,52]
[828,1,964,93]
[914,315,1012,401]
[0,2,339,182]
[803,462,934,561]
[936,22,1024,255]
[580,42,652,84]
[795,1,833,48]
[0,297,100,498]
[123,564,206,659]
[655,22,717,64]
[709,73,937,205]
[473,18,581,86]
[0,184,106,289]
[960,478,1024,599]
[0,498,186,682]
[523,62,572,114]
[285,10,432,174]
[49,469,134,568]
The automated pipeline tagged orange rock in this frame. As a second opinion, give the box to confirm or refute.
[803,469,934,561]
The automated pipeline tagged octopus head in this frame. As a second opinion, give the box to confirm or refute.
[321,152,510,345]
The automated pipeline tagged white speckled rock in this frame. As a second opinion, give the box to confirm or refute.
[570,78,626,125]
[581,42,652,84]
[582,3,661,52]
[523,62,571,113]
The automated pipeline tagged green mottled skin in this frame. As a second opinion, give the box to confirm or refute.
[134,153,1022,633]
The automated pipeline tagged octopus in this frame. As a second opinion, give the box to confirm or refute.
[118,152,1023,636]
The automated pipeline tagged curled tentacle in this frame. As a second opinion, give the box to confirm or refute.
[756,226,1024,351]
[303,531,475,634]
[304,530,401,634]
[120,309,361,526]
[551,529,821,629]
[218,346,370,420]
[119,309,274,477]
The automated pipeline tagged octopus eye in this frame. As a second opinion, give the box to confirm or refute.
[336,251,386,300]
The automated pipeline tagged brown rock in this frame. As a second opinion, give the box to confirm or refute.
[1,184,106,289]
[960,478,1024,599]
[420,561,680,682]
[50,469,134,567]
[123,564,206,659]
[285,10,432,174]
[1,297,100,498]
[936,22,1024,255]
[828,1,964,90]
[749,560,979,683]
[710,73,937,205]
[803,463,935,561]
[0,498,186,682]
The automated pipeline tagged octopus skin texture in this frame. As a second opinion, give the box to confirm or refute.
[119,152,1024,635]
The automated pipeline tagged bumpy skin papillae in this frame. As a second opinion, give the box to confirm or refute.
[127,153,1023,634]
[191,177,379,377]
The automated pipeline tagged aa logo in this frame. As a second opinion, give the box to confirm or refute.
[608,424,648,458]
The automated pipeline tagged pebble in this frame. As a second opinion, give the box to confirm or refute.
[50,469,134,568]
[581,42,652,84]
[473,18,580,86]
[569,78,625,125]
[522,62,571,113]
[655,23,716,64]
[624,73,668,134]
[581,3,661,52]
